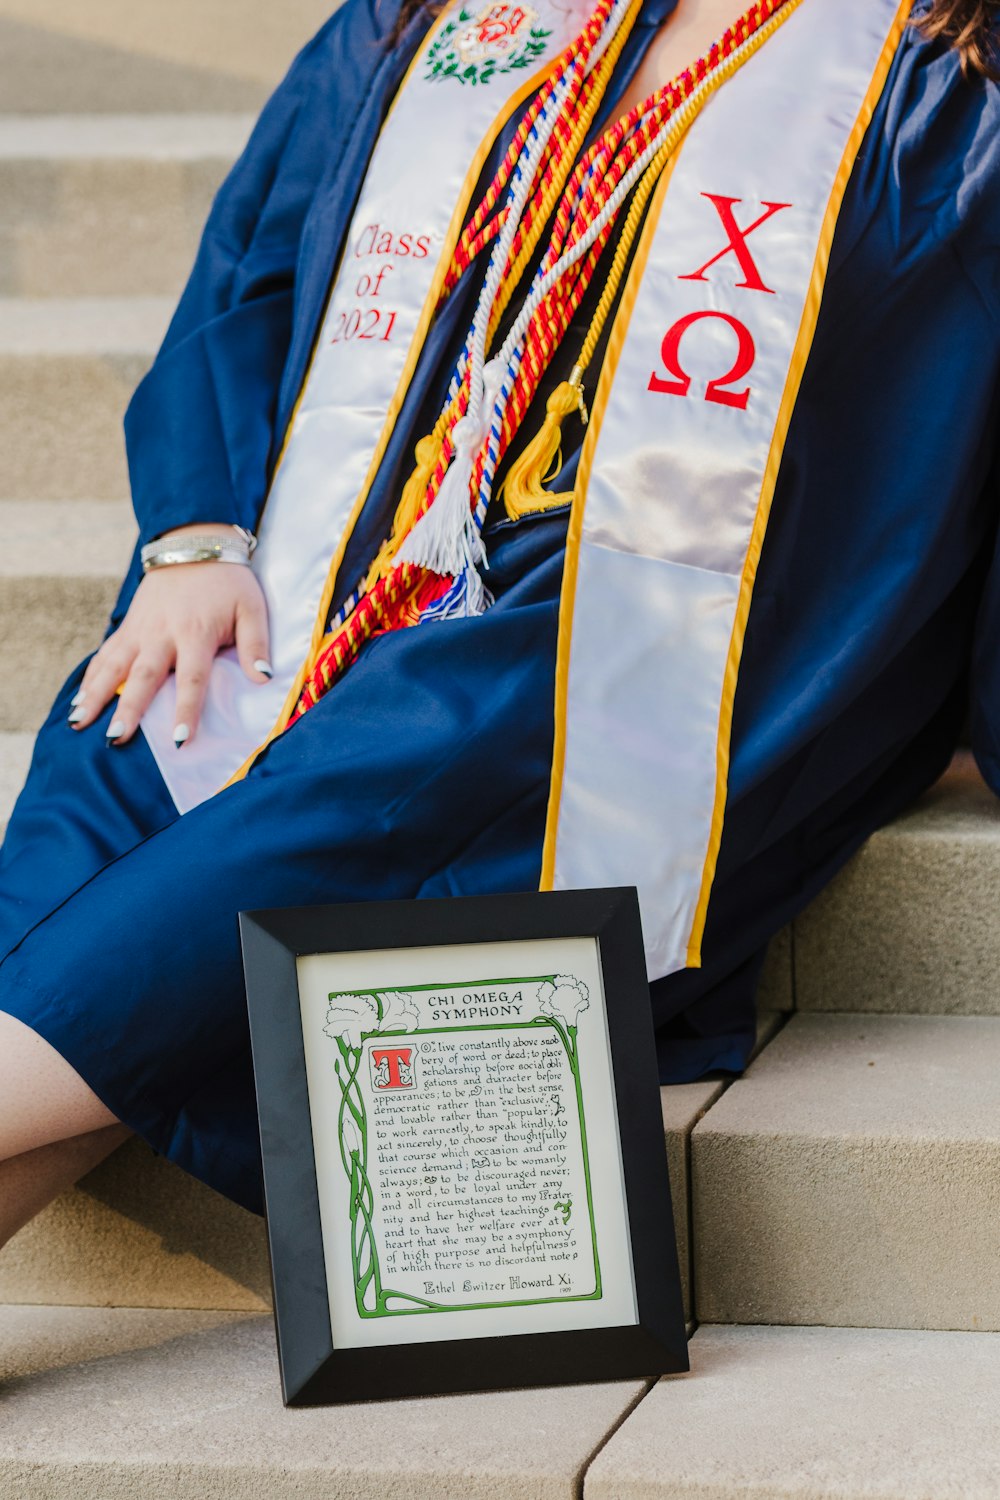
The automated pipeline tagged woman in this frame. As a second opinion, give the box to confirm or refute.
[1,0,998,1238]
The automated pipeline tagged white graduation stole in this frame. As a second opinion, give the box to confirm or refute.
[140,0,910,983]
[140,0,597,808]
[542,0,910,977]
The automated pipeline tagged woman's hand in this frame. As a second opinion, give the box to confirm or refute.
[69,525,272,748]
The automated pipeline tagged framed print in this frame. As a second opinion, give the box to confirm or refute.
[240,888,688,1405]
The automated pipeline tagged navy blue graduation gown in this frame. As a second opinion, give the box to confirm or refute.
[1,0,999,1212]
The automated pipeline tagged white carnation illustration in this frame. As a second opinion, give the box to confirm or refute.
[325,989,420,1049]
[536,974,590,1027]
[340,1109,363,1160]
[324,993,379,1049]
[377,990,421,1035]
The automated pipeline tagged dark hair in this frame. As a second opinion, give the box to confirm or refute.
[388,0,1000,80]
[386,0,440,46]
[922,0,1000,78]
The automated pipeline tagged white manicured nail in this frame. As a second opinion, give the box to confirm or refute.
[106,718,126,742]
[254,659,273,680]
[68,707,85,725]
[70,689,86,708]
[174,723,190,748]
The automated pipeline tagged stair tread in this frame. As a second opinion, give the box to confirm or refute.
[0,733,33,830]
[5,1311,999,1498]
[0,3,334,116]
[0,118,244,298]
[694,1011,1000,1141]
[864,750,999,842]
[0,1137,272,1314]
[0,296,172,354]
[0,113,254,160]
[0,1304,646,1498]
[0,1059,730,1318]
[692,1013,1000,1329]
[586,1324,1000,1500]
[794,752,1000,1014]
[0,499,134,577]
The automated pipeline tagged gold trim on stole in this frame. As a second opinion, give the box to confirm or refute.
[541,0,914,969]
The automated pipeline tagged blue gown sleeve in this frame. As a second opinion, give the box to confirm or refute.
[122,0,398,547]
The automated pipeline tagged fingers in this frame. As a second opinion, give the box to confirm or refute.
[68,637,138,733]
[233,587,273,684]
[69,632,216,749]
[66,567,272,748]
[106,645,175,745]
[171,634,218,748]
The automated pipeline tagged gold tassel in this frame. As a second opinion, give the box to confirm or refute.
[363,430,443,590]
[500,369,588,521]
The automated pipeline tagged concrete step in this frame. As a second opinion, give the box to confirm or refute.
[0,116,252,297]
[0,501,134,732]
[692,1011,1000,1331]
[663,1010,785,1327]
[794,752,1000,1015]
[0,1059,746,1320]
[0,297,170,502]
[0,1304,648,1496]
[0,0,334,115]
[586,1324,1000,1500]
[4,1312,999,1498]
[0,733,33,836]
[0,1140,271,1314]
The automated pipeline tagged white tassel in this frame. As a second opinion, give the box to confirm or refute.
[396,410,485,580]
[397,360,503,619]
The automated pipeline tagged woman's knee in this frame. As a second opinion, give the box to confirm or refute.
[0,1012,119,1162]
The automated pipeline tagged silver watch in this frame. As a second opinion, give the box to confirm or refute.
[141,526,258,573]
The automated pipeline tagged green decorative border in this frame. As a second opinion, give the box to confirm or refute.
[327,976,602,1319]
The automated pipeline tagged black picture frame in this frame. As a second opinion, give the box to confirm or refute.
[240,887,688,1406]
